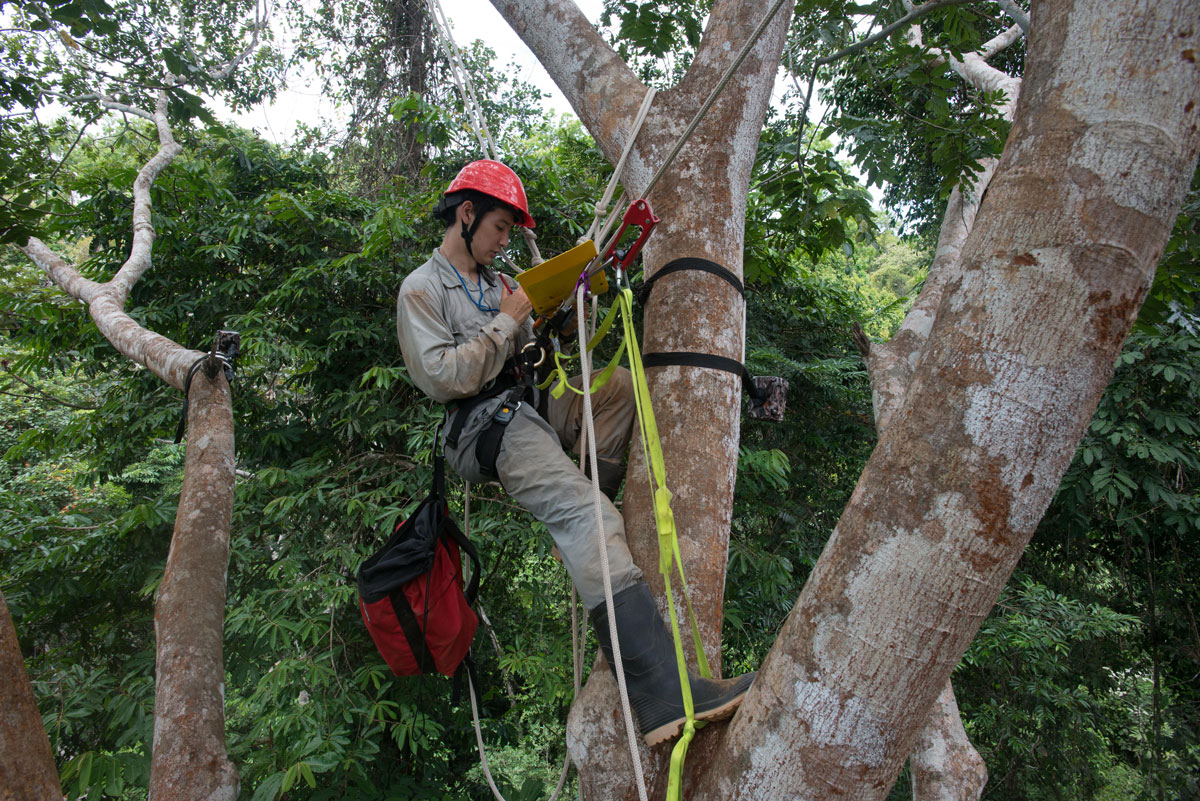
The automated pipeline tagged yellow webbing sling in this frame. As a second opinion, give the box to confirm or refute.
[616,286,711,801]
[557,285,714,800]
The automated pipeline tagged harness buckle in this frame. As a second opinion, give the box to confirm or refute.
[492,401,520,425]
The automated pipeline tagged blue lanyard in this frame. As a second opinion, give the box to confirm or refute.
[449,262,500,313]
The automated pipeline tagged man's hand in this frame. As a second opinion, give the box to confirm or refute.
[500,286,533,323]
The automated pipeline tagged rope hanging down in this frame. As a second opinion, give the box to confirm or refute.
[576,285,651,801]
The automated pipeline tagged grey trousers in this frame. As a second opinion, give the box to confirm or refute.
[444,367,643,609]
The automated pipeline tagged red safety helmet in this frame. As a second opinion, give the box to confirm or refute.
[443,159,536,228]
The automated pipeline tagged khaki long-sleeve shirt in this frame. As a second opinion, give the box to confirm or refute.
[396,249,534,404]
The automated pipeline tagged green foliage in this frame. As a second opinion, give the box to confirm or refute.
[598,0,706,85]
[820,2,1023,234]
[2,109,605,798]
[1138,168,1200,333]
[747,123,880,277]
[724,250,885,671]
[959,576,1139,800]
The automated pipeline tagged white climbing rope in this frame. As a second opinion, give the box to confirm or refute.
[577,283,650,801]
[579,87,657,249]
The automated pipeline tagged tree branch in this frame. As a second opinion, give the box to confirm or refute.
[814,0,978,66]
[994,0,1030,34]
[0,370,99,410]
[486,0,644,163]
[0,592,62,800]
[108,88,183,303]
[207,0,269,81]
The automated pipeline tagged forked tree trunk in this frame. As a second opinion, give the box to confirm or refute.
[498,0,1199,798]
[866,15,1026,801]
[20,87,240,801]
[0,591,63,801]
[488,0,791,794]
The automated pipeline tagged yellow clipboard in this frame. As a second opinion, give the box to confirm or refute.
[515,240,608,315]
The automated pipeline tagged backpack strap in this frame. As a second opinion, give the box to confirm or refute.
[433,421,447,498]
[389,582,437,674]
[442,517,482,605]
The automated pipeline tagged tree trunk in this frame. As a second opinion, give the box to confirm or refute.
[0,591,63,801]
[910,684,989,801]
[496,0,1198,797]
[488,0,791,795]
[21,86,240,801]
[865,17,1025,801]
[701,1,1200,797]
[149,360,238,801]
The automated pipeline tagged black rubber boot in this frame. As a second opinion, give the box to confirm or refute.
[583,457,625,501]
[590,581,756,746]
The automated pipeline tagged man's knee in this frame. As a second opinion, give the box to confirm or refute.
[599,366,634,409]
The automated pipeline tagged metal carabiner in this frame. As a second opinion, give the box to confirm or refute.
[521,340,547,368]
[615,263,631,291]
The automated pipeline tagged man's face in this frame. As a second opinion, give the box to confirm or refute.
[465,204,516,264]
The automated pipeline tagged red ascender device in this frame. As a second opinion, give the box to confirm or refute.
[596,198,660,281]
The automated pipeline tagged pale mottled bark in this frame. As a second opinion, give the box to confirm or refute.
[703,2,1200,798]
[21,89,199,392]
[911,685,988,801]
[0,591,63,801]
[868,14,1025,799]
[895,14,1025,801]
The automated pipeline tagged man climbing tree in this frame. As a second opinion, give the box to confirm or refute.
[395,157,755,746]
[487,0,1200,798]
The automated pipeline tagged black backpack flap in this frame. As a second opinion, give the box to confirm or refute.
[356,495,445,602]
[357,427,484,605]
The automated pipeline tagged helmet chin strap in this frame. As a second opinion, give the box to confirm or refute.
[460,219,488,270]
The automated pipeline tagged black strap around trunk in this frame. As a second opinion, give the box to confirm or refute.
[635,257,745,306]
[641,351,766,403]
[635,257,788,421]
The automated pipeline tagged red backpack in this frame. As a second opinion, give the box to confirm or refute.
[357,447,481,677]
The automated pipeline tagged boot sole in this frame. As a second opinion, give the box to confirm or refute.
[641,685,751,747]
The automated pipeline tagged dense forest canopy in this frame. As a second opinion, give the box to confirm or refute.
[1,0,1198,799]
